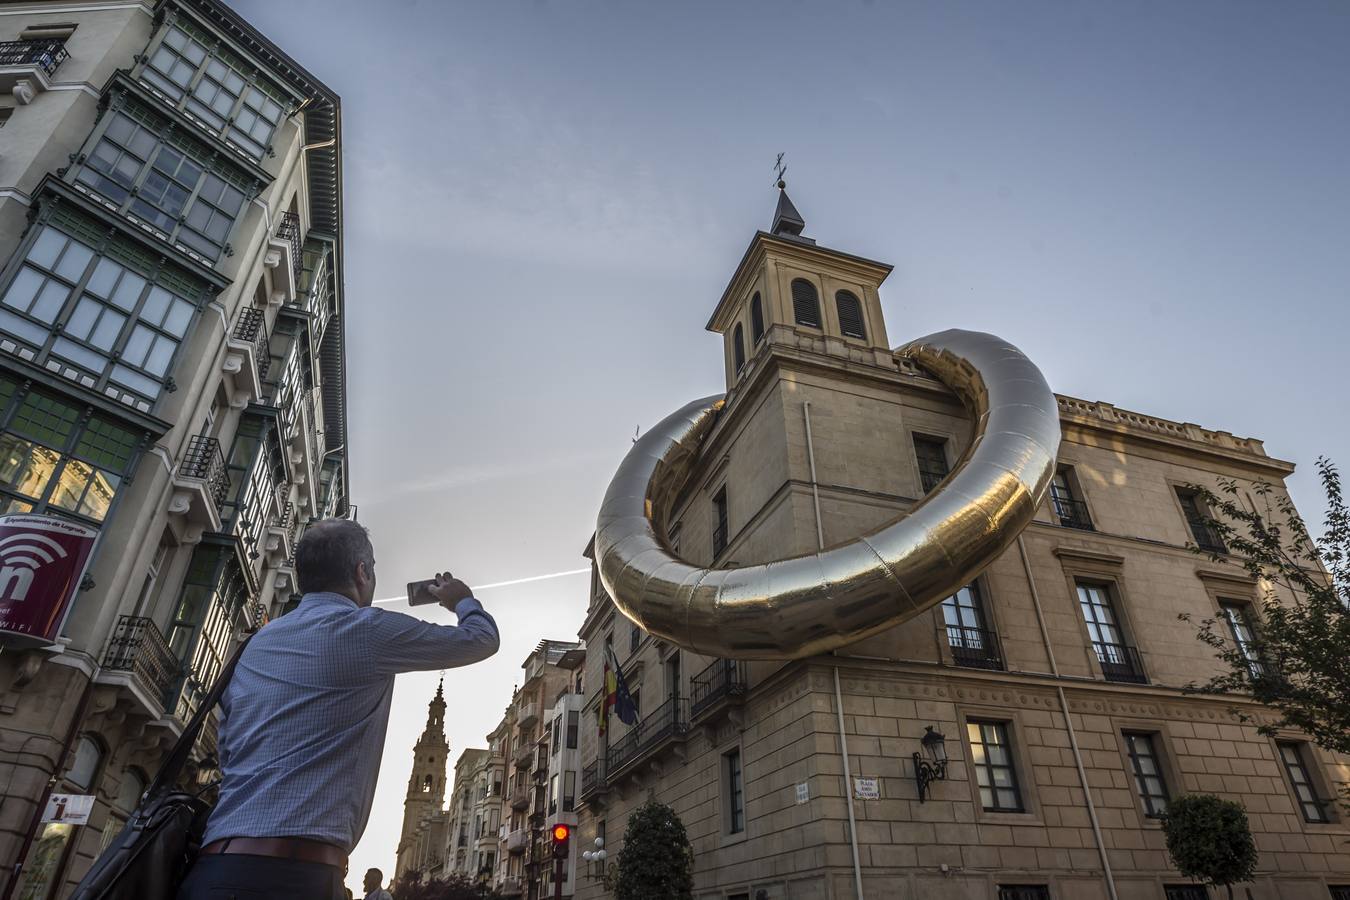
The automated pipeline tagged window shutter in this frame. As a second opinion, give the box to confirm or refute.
[791,279,820,328]
[750,292,764,343]
[836,290,866,339]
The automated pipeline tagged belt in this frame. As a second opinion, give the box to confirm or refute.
[201,837,347,871]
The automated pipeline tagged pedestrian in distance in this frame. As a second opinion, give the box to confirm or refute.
[362,867,392,900]
[175,519,500,900]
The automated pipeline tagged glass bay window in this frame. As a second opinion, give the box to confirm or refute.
[0,211,211,413]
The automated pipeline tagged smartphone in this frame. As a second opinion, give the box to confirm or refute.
[407,578,440,606]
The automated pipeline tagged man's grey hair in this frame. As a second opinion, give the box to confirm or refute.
[295,519,374,595]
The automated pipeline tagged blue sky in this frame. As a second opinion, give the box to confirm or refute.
[228,0,1349,889]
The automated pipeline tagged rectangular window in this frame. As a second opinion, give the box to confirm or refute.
[1050,467,1093,530]
[725,749,744,834]
[942,583,1002,670]
[1277,741,1329,824]
[1177,488,1227,554]
[1076,582,1146,684]
[630,622,640,654]
[968,720,1023,812]
[566,710,579,749]
[913,435,949,493]
[1329,887,1350,900]
[0,225,201,410]
[1219,601,1264,678]
[997,887,1049,900]
[1164,887,1208,900]
[0,379,138,523]
[562,771,575,812]
[140,22,288,162]
[712,486,728,557]
[1123,732,1169,818]
[668,522,681,556]
[74,109,250,262]
[549,773,558,815]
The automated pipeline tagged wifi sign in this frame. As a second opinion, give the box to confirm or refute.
[0,514,98,645]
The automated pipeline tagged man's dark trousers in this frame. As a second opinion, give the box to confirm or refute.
[177,853,345,900]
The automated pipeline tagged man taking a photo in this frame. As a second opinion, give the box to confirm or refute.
[177,519,500,900]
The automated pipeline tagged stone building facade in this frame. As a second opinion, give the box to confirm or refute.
[567,192,1350,900]
[0,2,349,897]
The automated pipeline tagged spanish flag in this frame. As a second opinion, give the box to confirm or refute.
[599,642,639,735]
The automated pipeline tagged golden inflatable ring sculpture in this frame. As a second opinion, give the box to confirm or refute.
[595,329,1061,660]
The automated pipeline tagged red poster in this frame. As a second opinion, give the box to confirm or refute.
[0,514,98,645]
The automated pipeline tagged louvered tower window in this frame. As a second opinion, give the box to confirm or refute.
[733,323,746,372]
[750,292,764,344]
[835,290,866,339]
[791,279,821,328]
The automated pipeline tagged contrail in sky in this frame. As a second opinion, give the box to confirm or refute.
[373,567,590,606]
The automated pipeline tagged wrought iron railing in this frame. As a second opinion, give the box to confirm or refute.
[0,38,68,76]
[232,307,271,382]
[919,466,948,493]
[179,434,229,507]
[946,625,1004,671]
[712,522,728,557]
[1051,495,1094,531]
[690,658,747,720]
[103,615,180,707]
[580,760,603,799]
[1186,517,1227,554]
[1093,641,1147,684]
[605,696,689,777]
[277,211,303,281]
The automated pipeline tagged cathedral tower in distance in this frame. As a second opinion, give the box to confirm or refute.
[396,680,449,877]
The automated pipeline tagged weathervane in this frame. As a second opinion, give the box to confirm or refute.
[773,152,787,189]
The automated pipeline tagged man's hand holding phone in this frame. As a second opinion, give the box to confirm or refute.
[426,572,474,613]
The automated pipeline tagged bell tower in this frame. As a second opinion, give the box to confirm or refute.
[396,679,449,875]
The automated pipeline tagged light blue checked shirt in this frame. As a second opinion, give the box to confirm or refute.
[202,592,500,852]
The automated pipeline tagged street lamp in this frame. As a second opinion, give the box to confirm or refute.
[581,836,608,878]
[912,725,948,802]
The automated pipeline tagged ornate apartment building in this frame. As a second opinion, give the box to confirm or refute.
[0,2,348,898]
[564,191,1350,900]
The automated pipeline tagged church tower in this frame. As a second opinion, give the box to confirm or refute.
[395,679,449,877]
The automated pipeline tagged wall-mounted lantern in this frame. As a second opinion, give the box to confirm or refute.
[912,725,948,802]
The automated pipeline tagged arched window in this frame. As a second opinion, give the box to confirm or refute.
[750,292,765,344]
[66,735,103,791]
[732,323,746,373]
[422,774,433,793]
[835,290,866,339]
[791,279,821,328]
[115,768,147,813]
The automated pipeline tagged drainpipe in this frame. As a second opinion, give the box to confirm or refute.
[803,402,866,900]
[1016,536,1119,900]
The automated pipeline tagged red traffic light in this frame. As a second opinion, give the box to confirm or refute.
[551,824,571,843]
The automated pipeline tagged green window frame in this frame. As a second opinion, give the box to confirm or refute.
[166,542,249,719]
[0,376,140,524]
[138,17,290,162]
[73,105,252,263]
[0,222,204,412]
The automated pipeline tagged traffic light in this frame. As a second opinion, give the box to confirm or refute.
[551,823,571,859]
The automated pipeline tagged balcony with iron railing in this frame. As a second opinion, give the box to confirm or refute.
[265,212,303,303]
[690,658,747,722]
[0,38,69,101]
[223,307,271,406]
[579,760,605,804]
[1093,641,1148,684]
[605,696,689,780]
[510,786,530,812]
[946,625,1004,671]
[100,615,180,716]
[1051,494,1094,531]
[1186,517,1228,555]
[169,434,229,531]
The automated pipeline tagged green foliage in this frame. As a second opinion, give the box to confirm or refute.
[1160,794,1258,899]
[1181,458,1350,765]
[615,799,694,900]
[391,870,501,900]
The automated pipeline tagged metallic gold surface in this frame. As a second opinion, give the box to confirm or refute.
[594,329,1061,660]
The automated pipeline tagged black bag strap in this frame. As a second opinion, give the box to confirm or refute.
[146,632,255,799]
